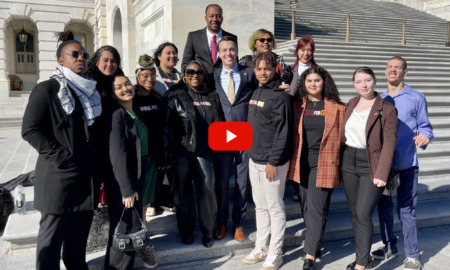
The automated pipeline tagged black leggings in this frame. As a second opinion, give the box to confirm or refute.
[341,146,384,266]
[173,153,217,240]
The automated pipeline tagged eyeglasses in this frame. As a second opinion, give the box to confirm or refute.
[138,55,155,67]
[186,69,205,77]
[140,74,156,80]
[71,51,90,59]
[257,38,273,43]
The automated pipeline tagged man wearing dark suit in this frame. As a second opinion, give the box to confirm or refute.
[214,36,258,242]
[181,4,237,73]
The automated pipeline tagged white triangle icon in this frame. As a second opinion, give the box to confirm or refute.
[226,130,237,143]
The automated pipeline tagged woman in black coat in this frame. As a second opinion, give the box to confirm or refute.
[104,75,157,269]
[164,60,224,248]
[22,31,102,270]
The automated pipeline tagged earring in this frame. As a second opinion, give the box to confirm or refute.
[183,77,187,83]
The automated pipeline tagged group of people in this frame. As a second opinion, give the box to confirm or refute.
[21,3,433,270]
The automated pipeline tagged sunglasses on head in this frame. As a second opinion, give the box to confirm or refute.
[257,38,273,43]
[71,51,90,59]
[186,69,205,77]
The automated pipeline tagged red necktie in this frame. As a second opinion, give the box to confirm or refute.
[211,35,217,63]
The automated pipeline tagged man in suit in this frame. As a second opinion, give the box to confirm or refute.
[214,36,258,242]
[181,4,237,73]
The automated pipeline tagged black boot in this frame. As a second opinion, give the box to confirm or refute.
[303,259,316,270]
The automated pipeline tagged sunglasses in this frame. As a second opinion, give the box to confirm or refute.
[140,74,156,80]
[71,51,90,59]
[257,38,273,43]
[186,69,205,77]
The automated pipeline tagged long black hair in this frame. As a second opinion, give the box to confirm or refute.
[297,66,343,105]
[87,45,123,74]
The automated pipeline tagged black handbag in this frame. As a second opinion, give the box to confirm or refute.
[112,207,149,252]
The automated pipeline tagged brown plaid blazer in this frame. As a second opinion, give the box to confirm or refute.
[287,97,346,188]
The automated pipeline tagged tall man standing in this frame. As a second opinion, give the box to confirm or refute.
[372,56,433,270]
[182,4,237,73]
[214,36,258,242]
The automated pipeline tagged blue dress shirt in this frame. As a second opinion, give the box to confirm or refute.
[218,63,241,100]
[381,85,434,170]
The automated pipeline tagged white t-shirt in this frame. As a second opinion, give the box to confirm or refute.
[345,108,371,148]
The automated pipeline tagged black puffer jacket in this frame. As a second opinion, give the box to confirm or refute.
[163,82,224,159]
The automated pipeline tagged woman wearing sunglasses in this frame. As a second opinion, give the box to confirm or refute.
[239,28,293,85]
[163,60,224,248]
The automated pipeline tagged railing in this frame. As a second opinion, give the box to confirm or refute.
[278,9,449,46]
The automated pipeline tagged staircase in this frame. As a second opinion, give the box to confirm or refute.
[2,0,450,267]
[274,0,448,46]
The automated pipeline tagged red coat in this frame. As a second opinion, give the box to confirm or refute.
[287,97,346,188]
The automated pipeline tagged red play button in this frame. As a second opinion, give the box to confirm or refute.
[208,122,253,151]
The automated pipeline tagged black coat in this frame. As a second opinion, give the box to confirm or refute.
[164,82,224,158]
[107,105,142,198]
[22,79,100,214]
[181,27,237,73]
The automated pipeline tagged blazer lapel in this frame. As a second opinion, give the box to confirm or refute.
[201,28,213,66]
[322,99,337,140]
[365,95,384,138]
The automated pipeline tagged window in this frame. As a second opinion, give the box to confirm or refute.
[15,30,35,73]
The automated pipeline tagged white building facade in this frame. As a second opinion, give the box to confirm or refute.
[0,0,274,102]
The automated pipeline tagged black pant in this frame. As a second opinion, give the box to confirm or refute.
[216,150,249,227]
[104,178,143,270]
[36,211,93,270]
[299,165,333,256]
[173,153,217,240]
[341,146,383,266]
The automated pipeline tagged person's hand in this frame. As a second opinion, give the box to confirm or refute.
[413,133,430,148]
[279,82,291,93]
[373,178,386,187]
[122,193,139,208]
[265,163,277,182]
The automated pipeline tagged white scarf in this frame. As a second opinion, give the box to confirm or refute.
[51,66,101,126]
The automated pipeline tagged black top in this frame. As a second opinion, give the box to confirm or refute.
[301,99,325,168]
[133,91,164,158]
[187,87,215,154]
[247,80,293,166]
[157,66,177,89]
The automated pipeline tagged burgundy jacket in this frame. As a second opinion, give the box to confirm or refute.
[342,93,398,182]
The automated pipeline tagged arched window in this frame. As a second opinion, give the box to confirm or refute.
[15,30,35,73]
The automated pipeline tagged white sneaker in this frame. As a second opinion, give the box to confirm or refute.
[404,257,423,270]
[261,253,283,270]
[146,206,156,217]
[242,246,268,264]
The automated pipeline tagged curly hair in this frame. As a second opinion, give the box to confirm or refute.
[297,66,343,104]
[252,52,277,69]
[86,45,122,74]
[153,42,179,66]
[248,29,276,52]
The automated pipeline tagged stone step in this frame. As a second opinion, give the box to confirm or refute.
[5,171,450,251]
